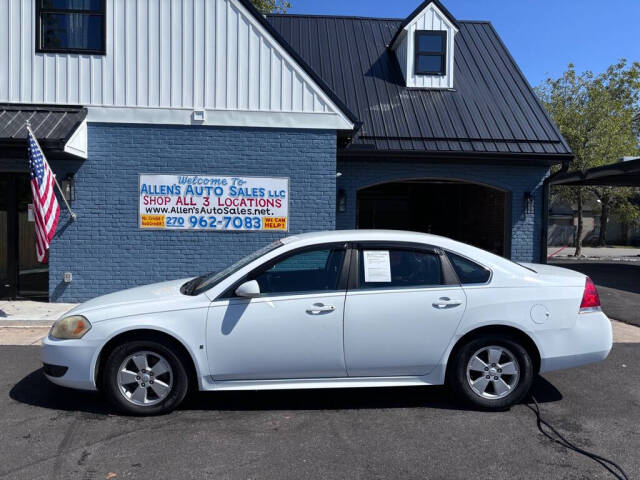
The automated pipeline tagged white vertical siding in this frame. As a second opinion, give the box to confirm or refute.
[396,3,457,89]
[0,0,350,129]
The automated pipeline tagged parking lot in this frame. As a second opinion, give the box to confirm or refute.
[550,259,640,327]
[1,343,638,480]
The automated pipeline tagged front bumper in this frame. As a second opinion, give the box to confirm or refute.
[41,335,101,391]
[537,310,613,373]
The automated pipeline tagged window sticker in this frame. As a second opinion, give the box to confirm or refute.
[363,251,392,283]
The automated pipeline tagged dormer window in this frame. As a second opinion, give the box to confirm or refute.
[415,31,447,75]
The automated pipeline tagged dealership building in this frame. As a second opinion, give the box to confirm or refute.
[0,0,572,302]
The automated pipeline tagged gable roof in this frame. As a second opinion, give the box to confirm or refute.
[235,0,359,129]
[267,14,572,161]
[389,0,460,49]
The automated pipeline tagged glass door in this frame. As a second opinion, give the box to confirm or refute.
[17,173,48,298]
[0,173,48,300]
[0,175,17,299]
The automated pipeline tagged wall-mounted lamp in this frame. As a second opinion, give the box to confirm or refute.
[61,174,76,202]
[337,189,347,213]
[524,192,534,215]
[192,110,206,122]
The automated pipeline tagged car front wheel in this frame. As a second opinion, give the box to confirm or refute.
[103,339,189,415]
[449,334,534,410]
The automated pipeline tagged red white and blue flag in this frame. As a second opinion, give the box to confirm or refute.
[27,129,60,263]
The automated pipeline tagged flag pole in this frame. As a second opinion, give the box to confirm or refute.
[25,121,77,221]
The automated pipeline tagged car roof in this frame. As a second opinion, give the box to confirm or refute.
[281,229,445,246]
[280,229,529,278]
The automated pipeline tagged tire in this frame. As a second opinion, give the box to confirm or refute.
[448,334,534,410]
[102,338,189,416]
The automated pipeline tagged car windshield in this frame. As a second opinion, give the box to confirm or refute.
[183,240,283,296]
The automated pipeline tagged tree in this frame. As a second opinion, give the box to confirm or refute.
[537,60,640,255]
[250,0,291,13]
[593,186,638,246]
[613,196,640,244]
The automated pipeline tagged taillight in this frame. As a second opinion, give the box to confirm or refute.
[580,277,601,313]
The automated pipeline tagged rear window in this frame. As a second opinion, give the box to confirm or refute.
[447,252,491,285]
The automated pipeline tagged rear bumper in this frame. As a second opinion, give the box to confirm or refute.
[41,335,100,391]
[538,310,613,373]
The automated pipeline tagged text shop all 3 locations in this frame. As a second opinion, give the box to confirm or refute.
[139,174,289,232]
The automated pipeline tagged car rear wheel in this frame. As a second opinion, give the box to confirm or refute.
[448,334,534,410]
[103,339,189,416]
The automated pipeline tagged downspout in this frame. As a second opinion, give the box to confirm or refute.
[540,161,570,264]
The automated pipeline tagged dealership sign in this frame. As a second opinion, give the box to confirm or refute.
[139,174,289,231]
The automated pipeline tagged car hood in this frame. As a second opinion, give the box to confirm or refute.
[62,278,196,322]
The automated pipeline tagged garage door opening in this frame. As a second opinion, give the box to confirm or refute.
[357,180,510,257]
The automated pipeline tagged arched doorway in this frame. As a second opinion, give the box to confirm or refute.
[357,179,511,257]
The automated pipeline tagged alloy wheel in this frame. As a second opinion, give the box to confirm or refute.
[117,351,173,406]
[466,345,520,399]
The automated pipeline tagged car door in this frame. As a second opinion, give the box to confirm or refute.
[344,243,467,377]
[206,243,349,381]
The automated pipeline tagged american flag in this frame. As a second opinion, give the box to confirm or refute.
[28,129,60,263]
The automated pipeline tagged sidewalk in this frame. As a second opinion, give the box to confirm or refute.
[549,246,640,260]
[0,300,78,322]
[1,300,639,345]
[1,321,638,346]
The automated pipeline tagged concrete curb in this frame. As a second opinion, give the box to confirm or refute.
[0,320,54,327]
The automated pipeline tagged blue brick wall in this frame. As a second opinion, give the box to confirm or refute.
[336,160,549,263]
[49,124,336,302]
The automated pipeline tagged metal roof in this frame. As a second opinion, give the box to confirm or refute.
[550,158,640,187]
[0,104,87,157]
[267,14,572,161]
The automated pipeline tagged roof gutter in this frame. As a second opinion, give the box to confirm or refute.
[339,148,572,166]
[549,157,640,186]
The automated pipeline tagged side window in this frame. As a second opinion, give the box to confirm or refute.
[37,1,106,54]
[250,247,346,296]
[447,252,491,285]
[358,249,442,289]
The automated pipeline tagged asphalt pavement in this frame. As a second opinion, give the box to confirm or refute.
[550,260,640,327]
[1,345,638,480]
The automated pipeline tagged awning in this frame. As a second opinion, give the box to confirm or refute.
[0,104,88,160]
[550,158,640,187]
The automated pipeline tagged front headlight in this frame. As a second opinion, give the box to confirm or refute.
[50,315,92,339]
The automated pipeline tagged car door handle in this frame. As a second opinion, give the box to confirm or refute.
[432,297,463,309]
[306,303,336,315]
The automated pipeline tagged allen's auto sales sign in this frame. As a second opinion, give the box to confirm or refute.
[139,174,289,232]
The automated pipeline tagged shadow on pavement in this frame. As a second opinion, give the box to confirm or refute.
[553,262,640,295]
[9,368,110,415]
[10,368,562,415]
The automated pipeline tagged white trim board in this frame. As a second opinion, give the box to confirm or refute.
[87,106,351,130]
[63,120,88,159]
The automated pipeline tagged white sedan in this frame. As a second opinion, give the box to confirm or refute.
[42,230,612,415]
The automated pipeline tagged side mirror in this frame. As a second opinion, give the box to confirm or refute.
[234,280,261,299]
